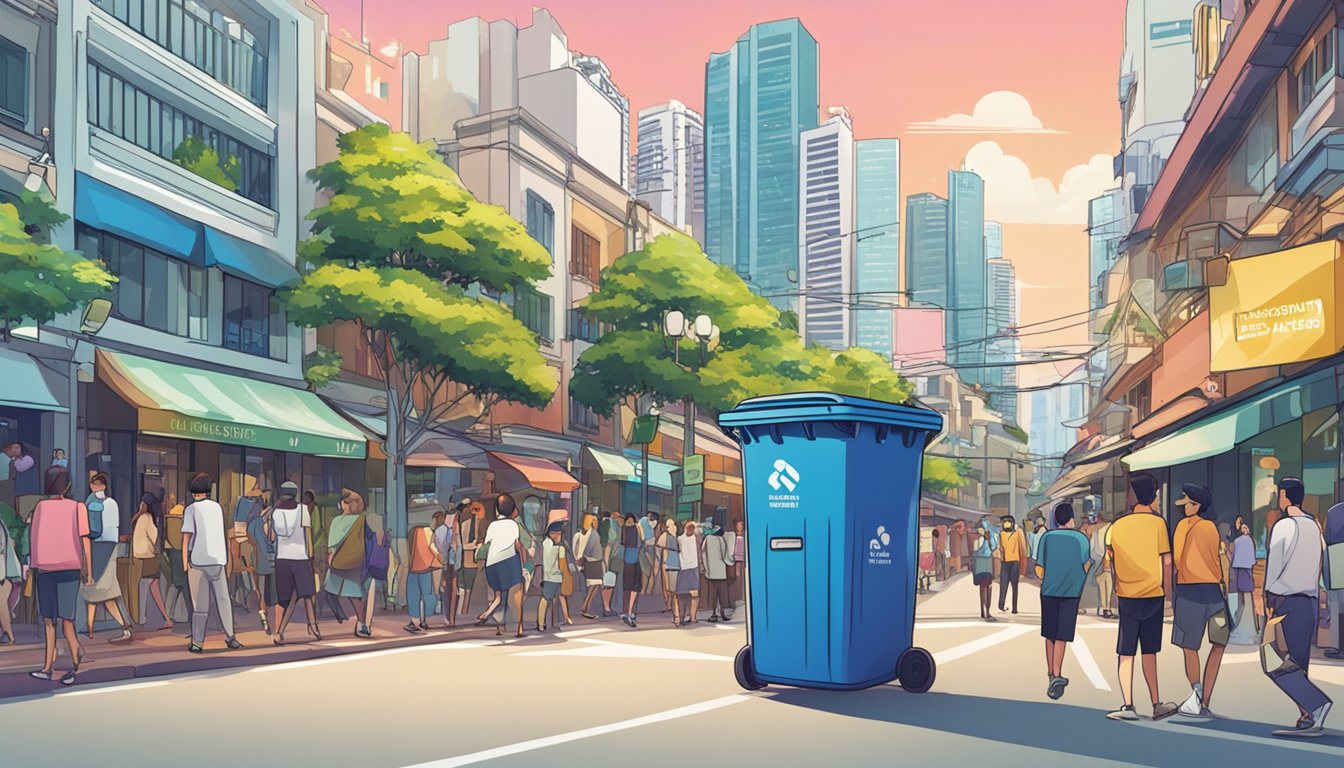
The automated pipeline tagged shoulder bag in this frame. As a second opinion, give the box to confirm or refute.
[559,546,574,597]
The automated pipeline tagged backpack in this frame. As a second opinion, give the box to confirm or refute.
[366,529,390,580]
[331,513,366,570]
[86,494,104,540]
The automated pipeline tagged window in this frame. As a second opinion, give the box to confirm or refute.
[87,63,274,208]
[92,0,268,108]
[223,274,285,360]
[569,395,599,431]
[0,35,26,126]
[570,226,601,283]
[568,308,604,343]
[77,226,207,339]
[1297,28,1337,112]
[525,190,554,262]
[511,284,552,342]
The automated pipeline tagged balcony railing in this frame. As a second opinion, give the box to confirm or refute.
[93,0,268,109]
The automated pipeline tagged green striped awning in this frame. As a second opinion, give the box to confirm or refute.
[98,350,366,459]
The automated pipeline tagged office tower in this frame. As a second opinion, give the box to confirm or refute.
[853,139,900,358]
[634,100,705,241]
[947,170,987,386]
[904,193,948,309]
[798,110,855,350]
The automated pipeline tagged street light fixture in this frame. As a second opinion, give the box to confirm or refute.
[662,308,720,520]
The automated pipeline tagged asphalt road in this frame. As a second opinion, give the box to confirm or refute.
[3,575,1343,768]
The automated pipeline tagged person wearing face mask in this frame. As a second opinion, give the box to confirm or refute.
[997,515,1027,614]
[80,473,132,644]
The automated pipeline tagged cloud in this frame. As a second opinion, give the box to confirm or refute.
[907,91,1064,134]
[963,141,1118,225]
[380,40,400,58]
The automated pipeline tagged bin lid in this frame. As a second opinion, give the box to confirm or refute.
[717,392,944,433]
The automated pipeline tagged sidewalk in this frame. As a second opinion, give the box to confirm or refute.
[0,588,712,700]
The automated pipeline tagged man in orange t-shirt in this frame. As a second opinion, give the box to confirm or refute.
[997,515,1028,614]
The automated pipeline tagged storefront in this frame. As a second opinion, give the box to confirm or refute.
[485,450,580,535]
[0,346,69,516]
[87,349,367,528]
[581,445,635,518]
[1123,242,1344,546]
[619,449,676,518]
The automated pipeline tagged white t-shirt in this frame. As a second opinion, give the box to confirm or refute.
[94,496,120,544]
[273,504,311,561]
[181,498,228,567]
[483,518,520,567]
[678,534,700,570]
[1265,514,1324,597]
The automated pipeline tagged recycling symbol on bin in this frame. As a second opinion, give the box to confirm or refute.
[768,459,800,492]
[870,526,891,551]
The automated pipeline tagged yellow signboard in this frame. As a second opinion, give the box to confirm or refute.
[1209,241,1342,372]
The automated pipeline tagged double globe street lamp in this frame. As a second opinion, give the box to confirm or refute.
[661,310,719,520]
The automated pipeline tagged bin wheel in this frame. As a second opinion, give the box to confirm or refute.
[734,646,766,691]
[897,647,935,694]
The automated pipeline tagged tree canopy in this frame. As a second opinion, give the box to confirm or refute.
[0,199,116,342]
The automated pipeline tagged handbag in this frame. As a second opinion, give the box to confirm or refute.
[559,548,574,597]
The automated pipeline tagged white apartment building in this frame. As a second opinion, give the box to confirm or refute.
[798,111,855,350]
[634,100,704,242]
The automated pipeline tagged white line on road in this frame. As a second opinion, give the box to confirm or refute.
[933,625,1033,665]
[404,695,751,767]
[247,642,484,673]
[553,628,611,639]
[1068,633,1111,691]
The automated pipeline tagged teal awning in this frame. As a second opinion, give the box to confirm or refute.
[0,347,67,413]
[1123,370,1339,471]
[622,450,676,491]
[204,227,299,287]
[75,173,202,261]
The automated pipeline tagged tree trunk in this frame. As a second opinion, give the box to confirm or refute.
[385,386,410,609]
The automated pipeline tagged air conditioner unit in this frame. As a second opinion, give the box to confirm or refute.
[1162,261,1207,292]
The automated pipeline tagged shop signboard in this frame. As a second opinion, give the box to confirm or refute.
[140,409,366,459]
[682,454,705,485]
[1209,241,1342,372]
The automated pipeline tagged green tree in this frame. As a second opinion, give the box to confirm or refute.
[173,137,242,192]
[572,233,815,419]
[302,345,343,389]
[0,199,116,342]
[285,124,556,534]
[921,456,972,495]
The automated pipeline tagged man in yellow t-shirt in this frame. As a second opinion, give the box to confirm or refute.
[997,515,1028,614]
[1170,483,1228,719]
[1104,473,1176,722]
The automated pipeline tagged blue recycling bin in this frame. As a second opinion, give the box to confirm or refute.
[718,392,944,692]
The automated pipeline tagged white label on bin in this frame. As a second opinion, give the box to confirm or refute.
[768,459,800,492]
[868,525,893,566]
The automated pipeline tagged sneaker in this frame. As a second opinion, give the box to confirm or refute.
[355,624,373,638]
[620,614,632,627]
[1178,688,1203,717]
[404,623,422,634]
[1275,703,1334,738]
[108,627,133,645]
[1106,705,1139,721]
[1047,677,1068,700]
[1152,702,1179,721]
[187,643,204,654]
[225,637,244,650]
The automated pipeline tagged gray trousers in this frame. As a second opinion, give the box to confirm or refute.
[1327,589,1344,651]
[1266,593,1332,715]
[188,564,235,645]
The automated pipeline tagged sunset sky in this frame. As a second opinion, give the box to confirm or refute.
[320,0,1126,390]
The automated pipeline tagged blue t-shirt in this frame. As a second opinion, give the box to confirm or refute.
[1038,528,1091,598]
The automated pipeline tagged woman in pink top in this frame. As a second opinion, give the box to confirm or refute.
[28,467,90,685]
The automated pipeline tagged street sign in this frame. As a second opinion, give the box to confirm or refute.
[630,415,660,445]
[682,454,705,485]
[679,482,703,504]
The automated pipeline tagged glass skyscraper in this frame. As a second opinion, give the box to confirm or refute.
[704,19,820,314]
[903,192,948,309]
[853,139,900,358]
[948,170,986,386]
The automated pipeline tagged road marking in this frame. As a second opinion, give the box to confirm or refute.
[248,642,484,673]
[554,627,611,639]
[57,680,171,698]
[513,638,732,662]
[933,625,1033,665]
[1068,633,1111,691]
[403,694,750,767]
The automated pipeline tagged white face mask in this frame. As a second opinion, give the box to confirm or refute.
[94,491,106,499]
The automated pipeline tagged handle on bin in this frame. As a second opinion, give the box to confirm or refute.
[802,422,816,441]
[875,425,889,444]
[900,429,920,449]
[767,423,783,445]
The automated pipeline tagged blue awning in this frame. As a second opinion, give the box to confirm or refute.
[203,227,299,287]
[75,173,202,262]
[0,347,67,413]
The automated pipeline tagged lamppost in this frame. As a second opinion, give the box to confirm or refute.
[664,310,719,520]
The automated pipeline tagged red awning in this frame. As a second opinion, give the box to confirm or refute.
[487,451,580,493]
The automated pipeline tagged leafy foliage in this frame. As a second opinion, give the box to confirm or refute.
[922,456,972,495]
[302,345,344,389]
[301,124,550,293]
[0,202,116,341]
[1003,424,1029,443]
[173,137,242,192]
[13,191,66,239]
[285,123,557,477]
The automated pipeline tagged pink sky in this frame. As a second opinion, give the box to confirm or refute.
[320,0,1124,381]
